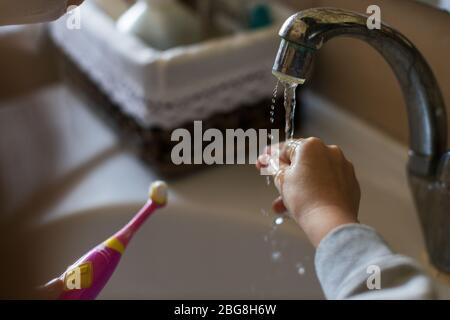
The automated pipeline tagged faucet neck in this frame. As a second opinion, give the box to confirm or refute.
[275,8,447,176]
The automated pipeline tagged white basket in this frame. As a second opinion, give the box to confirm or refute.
[50,1,292,129]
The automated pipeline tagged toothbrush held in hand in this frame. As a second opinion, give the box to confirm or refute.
[54,181,168,300]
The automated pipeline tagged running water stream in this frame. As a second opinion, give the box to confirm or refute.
[282,81,299,141]
[260,79,305,276]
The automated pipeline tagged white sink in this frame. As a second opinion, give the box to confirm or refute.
[3,85,450,299]
[28,200,322,299]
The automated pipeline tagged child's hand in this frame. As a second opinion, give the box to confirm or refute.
[256,138,361,247]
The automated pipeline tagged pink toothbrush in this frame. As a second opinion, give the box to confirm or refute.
[55,181,168,300]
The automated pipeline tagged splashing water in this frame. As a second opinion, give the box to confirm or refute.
[274,216,284,226]
[261,208,308,275]
[269,81,279,125]
[271,251,282,262]
[259,80,305,274]
[296,262,306,276]
[265,81,280,188]
[282,81,299,140]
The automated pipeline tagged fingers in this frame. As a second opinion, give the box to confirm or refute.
[327,144,343,158]
[268,141,304,192]
[258,138,351,173]
[272,166,285,191]
[326,144,361,211]
[257,144,288,177]
[256,139,304,169]
[256,153,269,170]
[256,139,306,185]
[328,145,358,182]
[284,139,304,163]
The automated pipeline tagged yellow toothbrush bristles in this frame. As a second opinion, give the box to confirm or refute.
[149,181,168,205]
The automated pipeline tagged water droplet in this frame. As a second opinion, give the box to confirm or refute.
[274,216,284,225]
[269,81,279,127]
[261,208,269,217]
[271,251,282,261]
[263,235,269,242]
[268,224,276,234]
[296,263,306,275]
[266,176,271,186]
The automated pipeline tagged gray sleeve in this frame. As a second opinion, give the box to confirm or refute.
[315,224,436,300]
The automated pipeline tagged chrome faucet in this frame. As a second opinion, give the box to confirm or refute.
[273,8,450,273]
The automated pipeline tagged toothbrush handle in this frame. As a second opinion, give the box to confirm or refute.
[114,200,159,247]
[58,243,122,300]
[57,201,159,300]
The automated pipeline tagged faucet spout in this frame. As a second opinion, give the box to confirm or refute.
[273,8,450,273]
[273,7,447,177]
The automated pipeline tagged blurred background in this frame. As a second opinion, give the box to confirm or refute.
[1,0,449,145]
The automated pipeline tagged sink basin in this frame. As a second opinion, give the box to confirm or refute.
[3,85,450,299]
[28,202,323,299]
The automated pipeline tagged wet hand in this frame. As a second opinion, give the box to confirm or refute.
[256,138,361,247]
